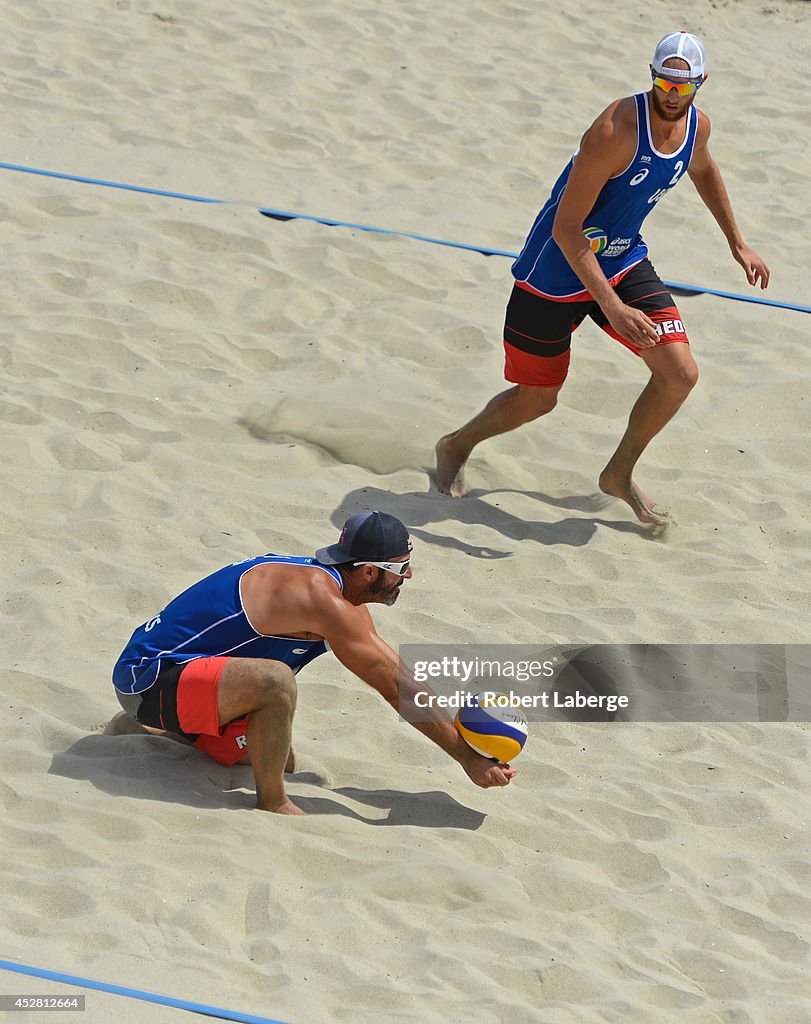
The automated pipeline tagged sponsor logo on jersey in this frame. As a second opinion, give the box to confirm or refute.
[583,226,608,254]
[602,236,633,257]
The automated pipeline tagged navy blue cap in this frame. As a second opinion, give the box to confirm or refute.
[315,511,411,565]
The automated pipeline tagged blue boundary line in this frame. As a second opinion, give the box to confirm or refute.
[1,160,808,315]
[0,958,291,1024]
[0,161,225,206]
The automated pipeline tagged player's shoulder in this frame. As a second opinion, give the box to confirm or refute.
[576,96,638,173]
[297,560,345,601]
[584,95,638,148]
[304,568,374,638]
[243,556,342,608]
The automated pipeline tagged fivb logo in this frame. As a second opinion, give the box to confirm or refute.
[583,226,607,254]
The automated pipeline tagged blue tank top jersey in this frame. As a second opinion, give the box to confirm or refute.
[112,555,343,695]
[511,93,698,299]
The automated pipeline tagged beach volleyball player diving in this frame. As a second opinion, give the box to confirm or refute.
[107,511,516,815]
[436,32,770,525]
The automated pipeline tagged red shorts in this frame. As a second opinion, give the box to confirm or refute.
[504,258,690,388]
[135,657,250,767]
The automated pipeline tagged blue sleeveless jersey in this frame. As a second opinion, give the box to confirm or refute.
[112,555,343,695]
[511,93,698,298]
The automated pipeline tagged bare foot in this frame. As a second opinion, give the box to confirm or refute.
[101,711,192,746]
[599,471,669,527]
[101,711,149,736]
[258,797,306,815]
[435,434,469,497]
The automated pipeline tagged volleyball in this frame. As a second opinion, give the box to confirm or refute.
[454,692,528,763]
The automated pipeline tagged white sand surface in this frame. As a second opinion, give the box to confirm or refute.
[1,1,809,1022]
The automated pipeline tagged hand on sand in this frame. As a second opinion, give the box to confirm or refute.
[463,752,517,788]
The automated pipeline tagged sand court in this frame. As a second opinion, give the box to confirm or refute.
[1,1,810,1021]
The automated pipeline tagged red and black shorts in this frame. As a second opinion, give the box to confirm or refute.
[134,657,250,767]
[504,259,690,388]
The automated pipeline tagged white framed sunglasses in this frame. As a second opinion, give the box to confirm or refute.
[353,558,411,577]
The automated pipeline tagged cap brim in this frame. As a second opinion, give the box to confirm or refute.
[314,543,354,565]
[652,60,698,79]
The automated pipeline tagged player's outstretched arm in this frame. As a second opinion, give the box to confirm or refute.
[325,608,516,789]
[242,565,515,789]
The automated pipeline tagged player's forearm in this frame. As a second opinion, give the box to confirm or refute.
[345,647,471,763]
[405,712,475,764]
[553,223,625,316]
[381,665,476,766]
[689,163,744,249]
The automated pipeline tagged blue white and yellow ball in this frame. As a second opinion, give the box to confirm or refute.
[454,692,528,763]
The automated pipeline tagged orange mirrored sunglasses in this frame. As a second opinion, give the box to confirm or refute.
[651,73,702,97]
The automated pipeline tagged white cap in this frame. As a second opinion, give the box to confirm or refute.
[652,31,706,80]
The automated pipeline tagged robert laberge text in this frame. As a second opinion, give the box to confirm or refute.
[414,690,629,712]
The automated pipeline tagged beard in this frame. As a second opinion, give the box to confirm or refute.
[651,88,691,122]
[369,569,402,606]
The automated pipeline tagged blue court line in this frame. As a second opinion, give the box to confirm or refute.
[0,958,291,1024]
[660,278,806,312]
[0,161,225,206]
[2,160,808,315]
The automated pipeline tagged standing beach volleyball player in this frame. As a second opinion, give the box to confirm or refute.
[435,32,770,525]
[107,511,516,815]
